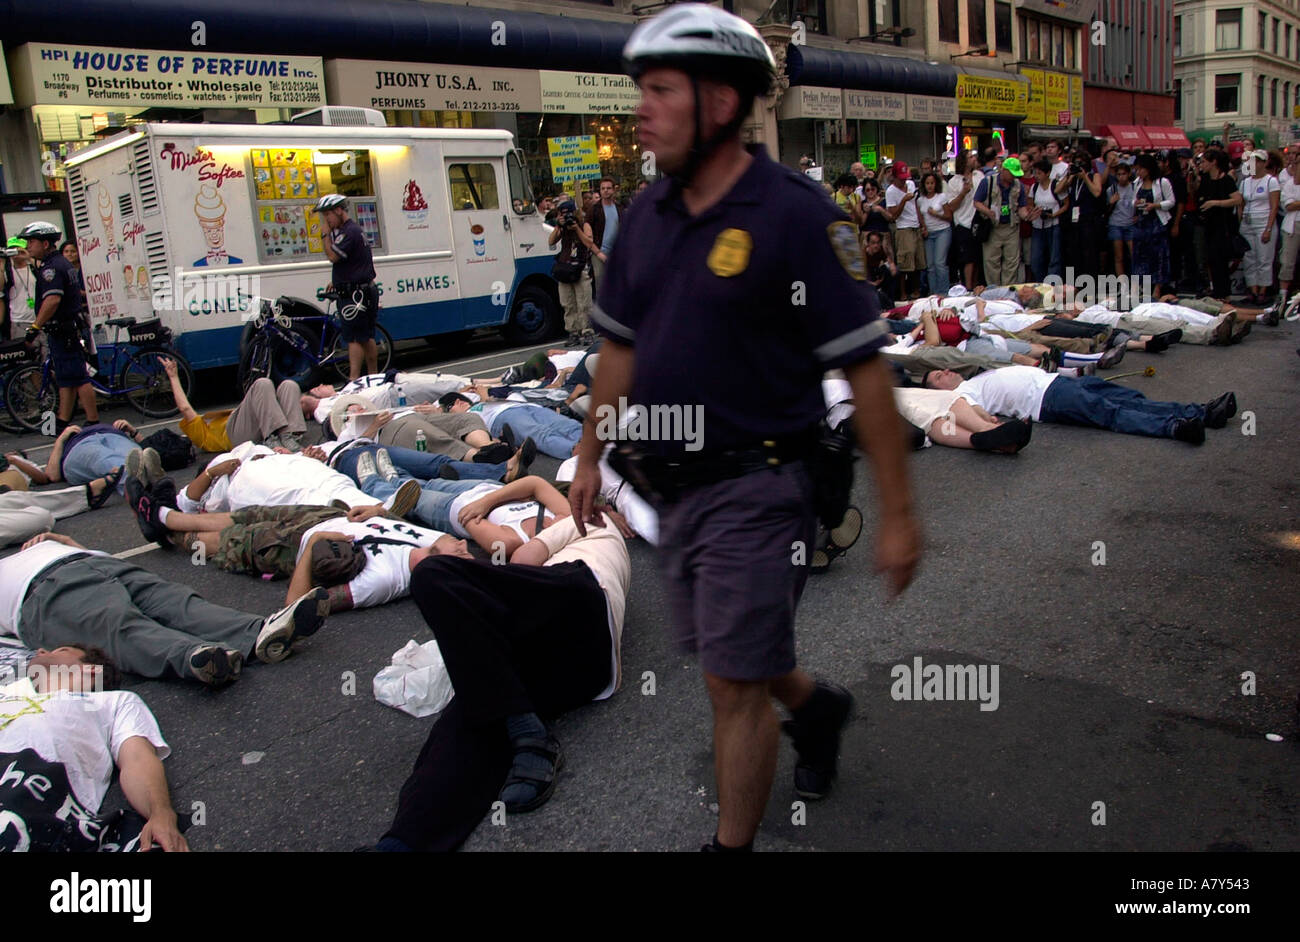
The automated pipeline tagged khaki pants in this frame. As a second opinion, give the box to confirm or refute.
[381,413,487,460]
[558,270,593,335]
[226,378,306,447]
[989,328,1099,353]
[983,222,1020,287]
[1116,312,1220,345]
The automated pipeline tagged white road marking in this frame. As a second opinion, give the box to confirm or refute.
[114,543,159,559]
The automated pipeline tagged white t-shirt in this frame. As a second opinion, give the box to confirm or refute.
[918,193,951,231]
[221,452,364,512]
[1281,169,1300,235]
[944,171,981,228]
[887,180,919,229]
[1241,174,1280,221]
[299,515,445,609]
[0,543,106,638]
[446,482,554,541]
[982,311,1043,334]
[534,515,630,700]
[1030,181,1062,228]
[954,365,1058,421]
[1049,160,1069,184]
[549,351,585,371]
[5,262,38,328]
[0,679,169,813]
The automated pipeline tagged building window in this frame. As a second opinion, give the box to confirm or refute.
[1174,16,1181,57]
[939,0,960,44]
[1275,19,1281,54]
[967,0,987,47]
[1174,78,1182,121]
[1215,10,1242,51]
[1053,24,1065,66]
[1214,74,1240,113]
[994,1,1012,53]
[1288,24,1293,58]
[1272,78,1279,116]
[1258,13,1267,50]
[788,1,828,35]
[1257,75,1266,114]
[1065,28,1075,70]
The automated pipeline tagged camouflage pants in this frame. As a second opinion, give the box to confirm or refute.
[213,504,341,578]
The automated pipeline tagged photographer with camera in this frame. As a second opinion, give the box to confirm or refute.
[548,198,600,347]
[1057,147,1106,283]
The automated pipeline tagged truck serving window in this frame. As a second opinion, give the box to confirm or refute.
[449,163,499,211]
[250,147,382,261]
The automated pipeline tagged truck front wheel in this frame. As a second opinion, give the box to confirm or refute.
[503,285,560,345]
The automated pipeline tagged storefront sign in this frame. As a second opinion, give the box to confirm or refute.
[955,74,1028,117]
[540,71,639,114]
[844,89,905,121]
[547,135,601,184]
[905,95,958,124]
[326,59,541,113]
[779,86,843,120]
[1069,76,1084,126]
[1022,68,1046,125]
[11,43,325,108]
[0,44,13,105]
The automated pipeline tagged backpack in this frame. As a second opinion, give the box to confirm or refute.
[139,428,197,471]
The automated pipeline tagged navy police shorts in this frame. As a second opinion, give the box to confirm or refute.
[657,461,818,681]
[49,335,90,389]
[337,283,378,344]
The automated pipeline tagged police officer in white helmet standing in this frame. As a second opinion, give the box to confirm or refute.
[19,220,99,431]
[316,194,379,381]
[569,4,922,851]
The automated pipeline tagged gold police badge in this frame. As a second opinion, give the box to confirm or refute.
[827,221,865,281]
[706,228,752,277]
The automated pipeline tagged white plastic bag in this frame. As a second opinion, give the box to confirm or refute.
[372,639,455,718]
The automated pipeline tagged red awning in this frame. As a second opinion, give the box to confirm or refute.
[1144,126,1192,149]
[1098,125,1151,149]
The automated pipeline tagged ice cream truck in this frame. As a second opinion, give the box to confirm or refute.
[61,110,560,370]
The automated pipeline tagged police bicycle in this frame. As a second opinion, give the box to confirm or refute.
[237,286,393,391]
[5,317,195,432]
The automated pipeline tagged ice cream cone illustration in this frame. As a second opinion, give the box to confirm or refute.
[98,188,118,260]
[194,184,229,266]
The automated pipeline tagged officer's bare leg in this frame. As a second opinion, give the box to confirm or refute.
[348,342,364,382]
[704,672,780,848]
[57,387,77,422]
[769,668,816,711]
[364,339,378,375]
[76,383,99,423]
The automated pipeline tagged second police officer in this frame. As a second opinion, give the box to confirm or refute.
[569,3,922,852]
[316,193,379,381]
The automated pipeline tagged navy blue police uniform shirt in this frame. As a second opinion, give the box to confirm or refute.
[35,251,84,327]
[329,218,376,284]
[591,145,890,457]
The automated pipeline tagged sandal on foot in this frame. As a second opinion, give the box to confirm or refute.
[499,735,565,814]
[88,466,124,509]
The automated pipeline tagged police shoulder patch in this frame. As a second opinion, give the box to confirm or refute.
[827,221,865,281]
[42,268,55,282]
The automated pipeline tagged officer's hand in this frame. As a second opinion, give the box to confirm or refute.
[568,460,603,537]
[24,326,40,343]
[875,512,921,598]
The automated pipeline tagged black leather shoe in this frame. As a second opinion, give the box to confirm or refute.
[783,681,854,801]
[1203,391,1237,429]
[1172,417,1206,445]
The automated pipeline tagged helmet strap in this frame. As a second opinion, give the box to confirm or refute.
[670,77,749,194]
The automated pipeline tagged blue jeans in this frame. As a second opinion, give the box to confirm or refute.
[1031,224,1062,279]
[63,431,135,489]
[487,406,582,459]
[1039,375,1204,438]
[333,443,503,484]
[924,228,951,295]
[359,476,482,532]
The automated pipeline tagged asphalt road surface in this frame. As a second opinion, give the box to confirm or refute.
[3,326,1297,852]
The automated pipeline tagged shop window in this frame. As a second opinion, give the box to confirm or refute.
[1215,10,1241,51]
[939,0,960,44]
[967,0,987,47]
[1174,16,1181,57]
[251,147,381,263]
[787,0,827,35]
[449,163,500,211]
[1214,74,1239,114]
[506,151,535,215]
[994,2,1012,53]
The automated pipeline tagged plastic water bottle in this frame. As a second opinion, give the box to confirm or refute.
[397,385,407,407]
[415,429,427,452]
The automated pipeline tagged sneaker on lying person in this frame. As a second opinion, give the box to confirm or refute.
[374,448,399,482]
[255,588,330,664]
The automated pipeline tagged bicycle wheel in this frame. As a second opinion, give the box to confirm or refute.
[0,369,27,434]
[327,323,393,381]
[237,335,271,393]
[267,325,321,387]
[5,363,56,433]
[121,347,193,418]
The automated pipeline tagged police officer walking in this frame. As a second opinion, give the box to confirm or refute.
[18,221,99,431]
[316,194,379,381]
[569,4,921,852]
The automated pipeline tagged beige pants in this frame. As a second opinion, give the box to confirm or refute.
[380,412,487,460]
[983,222,1021,287]
[558,270,593,335]
[226,378,306,447]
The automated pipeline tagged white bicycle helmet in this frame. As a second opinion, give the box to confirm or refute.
[314,194,347,212]
[17,220,62,243]
[623,3,775,98]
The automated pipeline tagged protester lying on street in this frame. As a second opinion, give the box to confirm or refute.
[923,364,1237,445]
[330,399,515,464]
[299,369,471,434]
[323,437,533,486]
[0,532,331,684]
[437,391,583,459]
[173,440,420,518]
[0,462,120,547]
[0,645,189,852]
[162,356,307,453]
[556,446,659,545]
[1061,295,1271,345]
[4,422,171,497]
[372,514,629,851]
[443,475,598,561]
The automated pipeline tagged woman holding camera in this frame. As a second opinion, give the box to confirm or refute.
[1130,154,1175,296]
[548,198,600,347]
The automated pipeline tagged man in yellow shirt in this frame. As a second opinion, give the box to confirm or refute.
[161,357,305,454]
[833,173,865,227]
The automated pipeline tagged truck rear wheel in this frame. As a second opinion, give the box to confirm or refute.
[503,285,560,345]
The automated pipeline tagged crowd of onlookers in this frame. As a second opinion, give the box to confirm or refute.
[805,130,1300,316]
